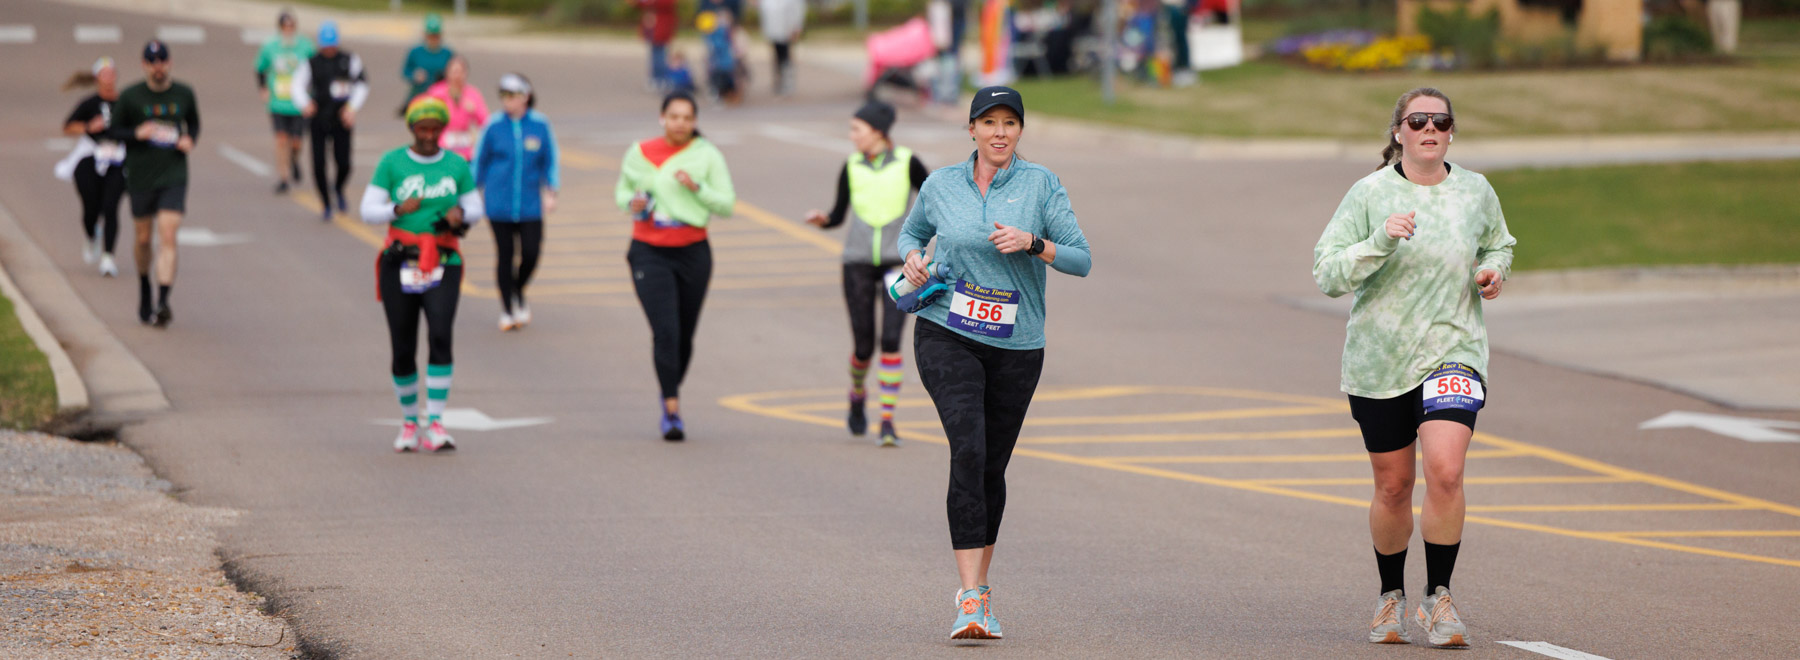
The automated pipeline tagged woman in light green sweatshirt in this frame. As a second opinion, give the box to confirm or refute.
[1313,87,1515,649]
[613,91,736,441]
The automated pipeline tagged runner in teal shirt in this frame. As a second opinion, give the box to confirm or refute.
[255,10,314,193]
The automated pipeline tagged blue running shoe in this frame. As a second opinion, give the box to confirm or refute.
[978,585,1002,639]
[950,587,995,640]
[661,411,685,441]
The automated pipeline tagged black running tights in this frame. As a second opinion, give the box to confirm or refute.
[627,240,712,400]
[843,263,907,361]
[491,221,543,313]
[379,254,463,378]
[73,159,124,253]
[310,120,353,210]
[915,320,1045,550]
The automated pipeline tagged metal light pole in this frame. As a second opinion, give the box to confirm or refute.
[855,0,869,31]
[1100,0,1117,104]
[455,0,468,21]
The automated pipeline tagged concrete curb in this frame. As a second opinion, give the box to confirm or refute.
[0,252,88,416]
[0,199,170,423]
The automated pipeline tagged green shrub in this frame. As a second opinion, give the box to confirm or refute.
[1417,2,1501,68]
[1642,15,1714,60]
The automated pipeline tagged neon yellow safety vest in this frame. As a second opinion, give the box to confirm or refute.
[845,146,913,266]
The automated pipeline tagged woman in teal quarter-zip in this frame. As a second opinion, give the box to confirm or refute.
[897,86,1091,641]
[473,73,558,332]
[804,100,930,447]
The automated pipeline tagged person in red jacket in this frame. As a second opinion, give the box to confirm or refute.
[638,0,678,90]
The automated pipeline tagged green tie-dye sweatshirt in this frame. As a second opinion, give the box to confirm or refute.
[1312,163,1517,399]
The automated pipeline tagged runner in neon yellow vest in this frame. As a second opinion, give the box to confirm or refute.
[806,101,929,446]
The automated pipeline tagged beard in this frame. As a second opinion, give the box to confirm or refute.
[149,70,169,85]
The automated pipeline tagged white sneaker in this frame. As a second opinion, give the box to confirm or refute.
[1369,589,1408,644]
[82,237,97,265]
[394,421,420,452]
[499,312,517,332]
[421,419,457,452]
[1414,586,1469,647]
[513,301,531,326]
[98,254,118,277]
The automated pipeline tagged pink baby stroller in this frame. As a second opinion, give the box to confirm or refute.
[865,17,937,101]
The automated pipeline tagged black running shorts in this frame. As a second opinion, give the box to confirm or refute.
[271,113,308,137]
[1347,372,1484,454]
[129,184,187,218]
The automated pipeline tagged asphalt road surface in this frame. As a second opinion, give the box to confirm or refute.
[3,0,1798,656]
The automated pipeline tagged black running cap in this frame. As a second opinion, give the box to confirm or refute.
[142,39,170,62]
[969,86,1023,123]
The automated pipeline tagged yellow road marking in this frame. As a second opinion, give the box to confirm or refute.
[733,201,843,254]
[1465,503,1755,513]
[1099,449,1526,464]
[1611,530,1800,538]
[560,148,618,172]
[1024,430,1365,445]
[718,386,1800,569]
[1242,476,1633,486]
[1020,406,1345,427]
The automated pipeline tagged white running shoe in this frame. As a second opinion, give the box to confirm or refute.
[1369,589,1408,644]
[82,237,98,265]
[513,300,531,326]
[1414,586,1469,647]
[98,254,118,277]
[421,419,457,452]
[394,421,420,452]
[499,312,518,332]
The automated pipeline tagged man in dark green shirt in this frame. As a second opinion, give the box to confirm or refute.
[114,40,200,327]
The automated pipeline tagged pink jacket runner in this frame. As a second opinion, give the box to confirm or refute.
[421,81,490,160]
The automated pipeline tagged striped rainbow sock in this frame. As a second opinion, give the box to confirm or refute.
[425,363,453,422]
[393,373,420,424]
[849,355,870,401]
[877,356,902,423]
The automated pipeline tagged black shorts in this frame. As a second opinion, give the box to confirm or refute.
[271,113,307,137]
[128,184,187,218]
[1348,367,1485,454]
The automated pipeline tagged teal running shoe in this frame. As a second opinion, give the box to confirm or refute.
[978,585,1002,639]
[950,587,994,640]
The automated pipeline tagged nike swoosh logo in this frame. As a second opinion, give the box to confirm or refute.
[1006,197,1022,203]
[992,92,1010,96]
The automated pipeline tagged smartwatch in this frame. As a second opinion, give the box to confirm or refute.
[1025,234,1046,257]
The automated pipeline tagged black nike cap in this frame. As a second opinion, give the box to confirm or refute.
[969,86,1024,123]
[142,39,170,62]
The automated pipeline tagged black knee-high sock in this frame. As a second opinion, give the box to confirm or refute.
[1376,547,1407,595]
[1425,541,1460,594]
[158,284,171,306]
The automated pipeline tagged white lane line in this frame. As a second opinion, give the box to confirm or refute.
[219,143,274,179]
[241,28,273,45]
[0,25,36,44]
[75,25,122,44]
[46,138,76,152]
[758,124,852,155]
[156,25,205,44]
[1498,641,1614,660]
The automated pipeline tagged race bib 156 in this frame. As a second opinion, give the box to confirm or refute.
[947,280,1018,338]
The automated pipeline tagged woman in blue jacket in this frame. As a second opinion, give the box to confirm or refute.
[898,86,1091,641]
[473,73,558,331]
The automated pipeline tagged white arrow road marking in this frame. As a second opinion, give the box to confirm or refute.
[375,408,554,432]
[1640,411,1800,443]
[175,228,251,247]
[156,25,205,44]
[75,25,122,44]
[0,25,36,44]
[1498,641,1613,660]
[219,144,274,178]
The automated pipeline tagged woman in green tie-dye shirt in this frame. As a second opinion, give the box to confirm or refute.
[1313,87,1515,649]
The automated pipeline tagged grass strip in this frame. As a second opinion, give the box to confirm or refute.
[0,290,56,430]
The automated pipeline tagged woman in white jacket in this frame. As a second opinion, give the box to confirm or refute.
[759,0,805,95]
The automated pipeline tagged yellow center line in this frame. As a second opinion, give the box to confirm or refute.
[1611,530,1800,538]
[1023,429,1368,445]
[716,387,1800,569]
[1243,476,1633,486]
[1097,449,1526,464]
[1465,503,1756,513]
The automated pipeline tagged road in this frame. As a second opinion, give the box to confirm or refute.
[3,0,1798,656]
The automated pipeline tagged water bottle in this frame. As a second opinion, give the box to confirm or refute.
[890,261,954,313]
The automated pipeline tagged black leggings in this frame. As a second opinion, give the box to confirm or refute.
[73,159,124,253]
[915,321,1045,550]
[379,253,463,377]
[491,221,543,313]
[773,42,791,70]
[310,120,353,209]
[844,263,907,360]
[628,240,712,400]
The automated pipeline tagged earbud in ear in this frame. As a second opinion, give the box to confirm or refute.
[1448,134,1454,143]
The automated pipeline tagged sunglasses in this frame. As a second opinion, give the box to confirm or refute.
[1403,112,1454,131]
